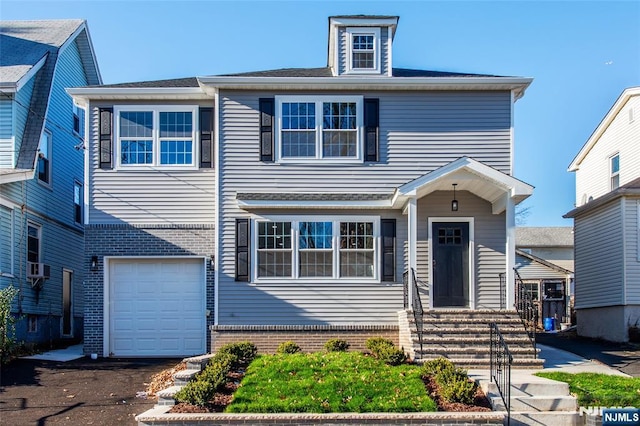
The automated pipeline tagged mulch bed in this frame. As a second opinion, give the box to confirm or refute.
[167,365,492,413]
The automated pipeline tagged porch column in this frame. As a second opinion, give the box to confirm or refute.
[407,197,418,305]
[505,193,515,309]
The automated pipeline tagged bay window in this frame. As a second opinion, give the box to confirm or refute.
[276,96,363,162]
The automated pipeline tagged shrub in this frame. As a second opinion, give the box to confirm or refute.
[217,341,257,363]
[365,337,394,354]
[324,338,350,352]
[377,345,407,366]
[438,374,478,405]
[421,357,455,377]
[174,379,216,406]
[276,341,301,354]
[432,365,478,405]
[0,285,19,363]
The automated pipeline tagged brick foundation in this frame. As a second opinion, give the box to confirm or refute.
[211,324,399,354]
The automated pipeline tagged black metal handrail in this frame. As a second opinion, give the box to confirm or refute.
[514,268,537,358]
[499,272,506,310]
[410,268,424,354]
[490,322,513,426]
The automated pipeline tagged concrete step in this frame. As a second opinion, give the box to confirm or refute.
[491,395,578,412]
[484,380,570,397]
[417,346,538,357]
[418,336,533,345]
[173,369,201,386]
[509,411,579,426]
[156,385,181,406]
[421,317,523,325]
[416,356,545,369]
[183,353,214,370]
[411,326,530,335]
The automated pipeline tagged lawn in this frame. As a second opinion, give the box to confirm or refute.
[226,351,437,413]
[535,372,640,407]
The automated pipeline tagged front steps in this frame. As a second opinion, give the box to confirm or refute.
[406,309,544,369]
[156,353,214,406]
[478,372,580,426]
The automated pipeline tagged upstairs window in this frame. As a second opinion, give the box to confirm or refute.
[27,222,41,264]
[37,130,51,185]
[610,153,620,190]
[276,96,362,162]
[346,27,380,74]
[72,104,81,134]
[115,107,197,168]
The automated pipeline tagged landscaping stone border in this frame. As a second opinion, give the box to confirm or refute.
[136,406,505,426]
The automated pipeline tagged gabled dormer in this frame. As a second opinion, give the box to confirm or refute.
[328,15,398,77]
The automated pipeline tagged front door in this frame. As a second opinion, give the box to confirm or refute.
[432,222,469,308]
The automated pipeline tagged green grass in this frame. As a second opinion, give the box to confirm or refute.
[535,372,640,407]
[226,351,437,413]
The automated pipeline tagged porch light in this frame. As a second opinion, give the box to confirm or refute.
[451,183,459,212]
[90,255,98,271]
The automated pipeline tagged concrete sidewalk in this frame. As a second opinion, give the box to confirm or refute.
[22,343,84,362]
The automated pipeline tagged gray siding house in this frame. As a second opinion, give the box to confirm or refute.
[70,15,536,362]
[566,87,640,342]
[0,20,101,345]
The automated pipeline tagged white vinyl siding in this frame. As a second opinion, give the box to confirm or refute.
[88,102,215,225]
[515,254,569,280]
[575,95,640,205]
[573,200,624,309]
[625,198,640,304]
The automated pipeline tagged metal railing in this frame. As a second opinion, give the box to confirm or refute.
[499,272,506,310]
[514,268,537,358]
[490,322,513,426]
[403,268,425,354]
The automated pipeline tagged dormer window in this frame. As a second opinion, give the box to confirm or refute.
[346,28,380,74]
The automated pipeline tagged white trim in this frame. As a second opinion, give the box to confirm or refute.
[66,87,209,104]
[113,105,199,170]
[103,255,207,357]
[510,90,515,175]
[83,102,90,225]
[345,27,381,75]
[622,197,627,304]
[407,199,417,304]
[237,198,391,210]
[386,27,393,77]
[251,214,380,283]
[505,195,516,309]
[427,217,476,309]
[274,95,364,163]
[330,17,399,27]
[214,93,220,326]
[609,152,620,191]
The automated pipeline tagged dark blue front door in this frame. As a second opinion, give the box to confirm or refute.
[432,222,469,308]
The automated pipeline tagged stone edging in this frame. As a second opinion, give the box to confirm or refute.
[136,406,506,425]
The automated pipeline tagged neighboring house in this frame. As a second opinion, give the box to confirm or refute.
[0,20,101,345]
[69,15,535,361]
[515,227,574,329]
[565,86,640,342]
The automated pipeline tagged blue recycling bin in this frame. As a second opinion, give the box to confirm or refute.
[543,317,556,331]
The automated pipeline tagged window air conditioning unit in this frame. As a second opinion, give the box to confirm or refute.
[27,262,51,279]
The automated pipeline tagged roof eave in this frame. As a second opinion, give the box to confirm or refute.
[568,86,640,172]
[564,187,640,218]
[66,87,211,104]
[197,75,533,95]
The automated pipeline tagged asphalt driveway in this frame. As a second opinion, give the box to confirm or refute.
[0,356,180,425]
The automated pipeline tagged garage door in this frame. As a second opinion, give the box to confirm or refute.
[109,258,205,357]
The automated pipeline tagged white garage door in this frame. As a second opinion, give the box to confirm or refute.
[109,258,205,357]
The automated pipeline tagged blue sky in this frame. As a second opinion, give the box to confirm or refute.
[2,1,639,226]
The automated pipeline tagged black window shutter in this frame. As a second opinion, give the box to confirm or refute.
[364,98,379,162]
[236,218,250,282]
[200,107,214,168]
[98,108,113,169]
[259,98,274,162]
[381,218,396,282]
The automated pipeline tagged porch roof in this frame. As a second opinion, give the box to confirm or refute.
[392,157,534,214]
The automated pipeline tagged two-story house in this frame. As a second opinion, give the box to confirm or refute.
[70,15,537,365]
[0,20,101,346]
[565,86,640,342]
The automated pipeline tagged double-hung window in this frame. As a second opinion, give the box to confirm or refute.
[610,153,620,190]
[255,217,377,280]
[37,130,51,185]
[276,96,362,162]
[346,27,380,74]
[115,106,197,168]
